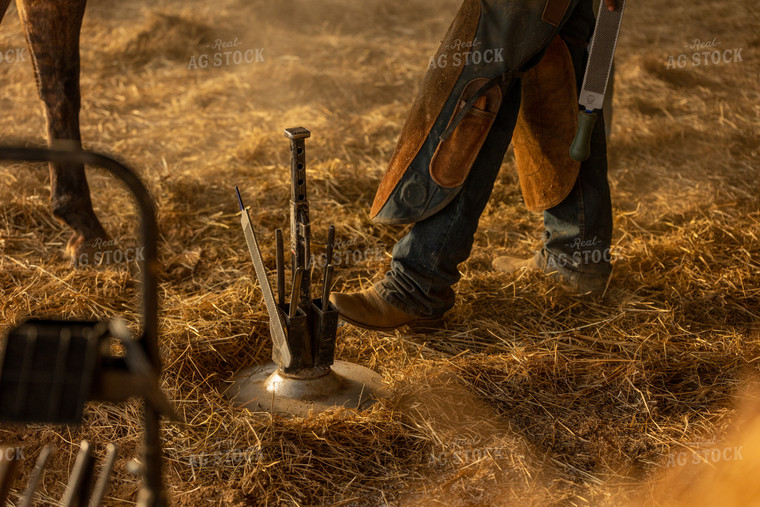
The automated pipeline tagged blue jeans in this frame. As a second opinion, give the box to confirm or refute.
[376,5,612,317]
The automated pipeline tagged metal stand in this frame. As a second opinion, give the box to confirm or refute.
[0,147,174,507]
[229,127,384,416]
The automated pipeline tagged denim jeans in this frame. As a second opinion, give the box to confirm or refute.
[375,1,612,318]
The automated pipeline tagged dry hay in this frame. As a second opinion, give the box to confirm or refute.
[1,0,759,505]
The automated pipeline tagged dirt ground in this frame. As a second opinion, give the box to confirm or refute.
[1,0,759,505]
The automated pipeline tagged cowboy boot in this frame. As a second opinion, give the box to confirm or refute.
[329,284,444,332]
[493,250,611,298]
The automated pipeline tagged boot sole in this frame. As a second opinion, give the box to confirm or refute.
[339,313,445,333]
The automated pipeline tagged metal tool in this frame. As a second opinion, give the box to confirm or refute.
[0,442,118,507]
[289,267,304,320]
[569,0,627,161]
[321,265,334,308]
[323,225,336,303]
[276,229,285,306]
[60,441,96,507]
[89,443,118,507]
[229,128,384,416]
[236,187,293,369]
[0,146,175,507]
[19,446,54,507]
[284,127,314,311]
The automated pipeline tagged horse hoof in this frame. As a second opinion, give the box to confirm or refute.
[67,232,117,267]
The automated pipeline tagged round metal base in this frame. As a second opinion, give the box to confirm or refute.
[227,361,385,416]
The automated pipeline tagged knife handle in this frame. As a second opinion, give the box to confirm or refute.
[570,110,598,162]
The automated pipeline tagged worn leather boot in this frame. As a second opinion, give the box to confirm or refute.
[329,285,444,332]
[491,254,543,274]
[492,251,611,298]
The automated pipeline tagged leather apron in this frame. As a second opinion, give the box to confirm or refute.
[370,0,582,224]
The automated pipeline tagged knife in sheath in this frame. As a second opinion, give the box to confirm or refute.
[235,186,292,368]
[570,0,626,161]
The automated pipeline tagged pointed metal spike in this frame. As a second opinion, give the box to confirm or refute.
[61,441,95,507]
[88,444,118,507]
[19,445,55,507]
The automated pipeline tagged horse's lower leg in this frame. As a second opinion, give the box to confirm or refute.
[17,0,108,261]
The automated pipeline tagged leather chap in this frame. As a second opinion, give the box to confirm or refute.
[513,35,580,211]
[370,0,581,224]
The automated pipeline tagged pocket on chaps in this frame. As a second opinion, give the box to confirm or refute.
[430,78,503,189]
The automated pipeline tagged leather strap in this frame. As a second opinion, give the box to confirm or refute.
[439,70,522,141]
[542,0,572,26]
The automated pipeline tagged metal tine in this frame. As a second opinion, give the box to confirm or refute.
[322,265,334,309]
[289,267,304,319]
[88,444,118,507]
[323,226,335,278]
[19,445,55,507]
[60,441,95,507]
[324,225,335,265]
[0,446,22,507]
[276,229,285,306]
[322,225,336,308]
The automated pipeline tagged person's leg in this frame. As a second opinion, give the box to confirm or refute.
[538,110,613,292]
[333,1,605,327]
[495,2,613,295]
[539,15,613,292]
[357,83,523,320]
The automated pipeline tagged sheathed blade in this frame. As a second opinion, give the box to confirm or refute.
[236,188,292,368]
[579,0,626,112]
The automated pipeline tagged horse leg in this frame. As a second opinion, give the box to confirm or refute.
[17,0,109,262]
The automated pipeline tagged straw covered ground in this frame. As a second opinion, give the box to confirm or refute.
[1,0,759,504]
